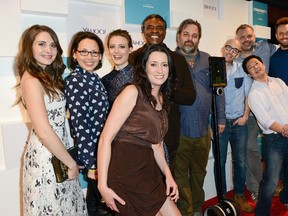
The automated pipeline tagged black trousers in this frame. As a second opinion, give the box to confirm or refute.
[86,178,115,216]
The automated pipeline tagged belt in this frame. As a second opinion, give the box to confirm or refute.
[264,132,282,138]
[227,118,238,123]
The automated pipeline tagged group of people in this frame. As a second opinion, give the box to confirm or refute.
[16,11,288,216]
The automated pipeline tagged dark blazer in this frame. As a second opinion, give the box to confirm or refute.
[129,43,196,169]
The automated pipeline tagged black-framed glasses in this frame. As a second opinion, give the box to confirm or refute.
[224,45,240,54]
[77,50,101,57]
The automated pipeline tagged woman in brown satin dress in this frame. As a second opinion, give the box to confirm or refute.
[97,44,181,216]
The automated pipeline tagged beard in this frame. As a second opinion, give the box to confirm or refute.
[280,42,288,49]
[241,42,254,52]
[180,42,196,54]
[182,46,194,54]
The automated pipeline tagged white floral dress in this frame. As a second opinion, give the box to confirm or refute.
[22,94,87,216]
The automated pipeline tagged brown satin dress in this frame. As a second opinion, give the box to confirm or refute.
[108,87,168,216]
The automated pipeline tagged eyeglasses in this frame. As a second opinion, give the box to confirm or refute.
[77,50,101,57]
[224,45,240,54]
[277,31,288,38]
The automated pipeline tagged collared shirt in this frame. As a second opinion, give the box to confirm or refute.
[224,61,252,119]
[65,66,109,169]
[101,64,134,103]
[269,48,288,85]
[235,40,277,71]
[176,48,226,138]
[248,77,288,134]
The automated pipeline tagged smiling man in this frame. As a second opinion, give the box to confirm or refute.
[129,14,196,172]
[242,55,288,216]
[214,38,252,213]
[269,17,288,84]
[235,24,278,204]
[173,18,226,216]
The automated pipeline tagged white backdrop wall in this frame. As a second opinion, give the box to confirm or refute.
[0,0,251,215]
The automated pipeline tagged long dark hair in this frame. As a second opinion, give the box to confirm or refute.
[15,25,66,99]
[68,31,104,70]
[133,44,176,112]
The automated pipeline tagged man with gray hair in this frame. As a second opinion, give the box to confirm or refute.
[214,38,252,213]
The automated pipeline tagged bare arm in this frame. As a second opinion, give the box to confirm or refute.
[269,122,288,137]
[234,96,250,126]
[151,143,179,202]
[97,85,138,212]
[21,73,78,179]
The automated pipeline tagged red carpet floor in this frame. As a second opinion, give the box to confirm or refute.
[202,189,288,215]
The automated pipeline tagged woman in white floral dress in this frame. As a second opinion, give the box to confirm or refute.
[16,25,87,216]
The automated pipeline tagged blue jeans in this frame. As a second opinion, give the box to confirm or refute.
[245,116,262,194]
[255,133,288,216]
[214,118,248,195]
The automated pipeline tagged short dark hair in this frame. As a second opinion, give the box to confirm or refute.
[177,19,202,39]
[235,24,254,35]
[141,14,167,32]
[242,55,263,74]
[275,17,288,31]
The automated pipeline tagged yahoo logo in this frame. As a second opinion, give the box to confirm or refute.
[82,27,107,35]
[132,40,145,46]
[203,4,217,11]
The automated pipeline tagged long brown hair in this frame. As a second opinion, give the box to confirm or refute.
[15,25,66,100]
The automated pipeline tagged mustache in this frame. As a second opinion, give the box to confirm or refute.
[184,40,194,46]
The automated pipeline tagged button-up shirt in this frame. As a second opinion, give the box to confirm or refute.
[248,77,288,134]
[65,66,109,169]
[224,61,252,119]
[176,48,226,138]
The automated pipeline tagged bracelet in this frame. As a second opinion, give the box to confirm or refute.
[88,169,97,173]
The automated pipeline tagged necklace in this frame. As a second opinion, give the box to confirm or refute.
[184,53,198,69]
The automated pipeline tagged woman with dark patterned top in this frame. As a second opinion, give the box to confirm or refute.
[101,29,134,104]
[65,31,111,216]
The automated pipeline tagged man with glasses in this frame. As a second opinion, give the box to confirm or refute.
[235,24,278,204]
[174,18,226,216]
[214,38,253,213]
[129,14,196,172]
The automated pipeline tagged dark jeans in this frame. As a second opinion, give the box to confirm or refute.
[255,133,288,216]
[214,118,248,195]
